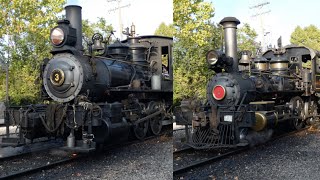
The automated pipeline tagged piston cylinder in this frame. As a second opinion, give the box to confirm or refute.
[252,111,278,131]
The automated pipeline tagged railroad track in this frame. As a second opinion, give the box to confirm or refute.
[0,129,172,179]
[0,139,63,161]
[173,146,193,154]
[0,153,82,179]
[173,127,308,176]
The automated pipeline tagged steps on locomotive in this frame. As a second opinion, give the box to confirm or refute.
[0,125,25,147]
[0,135,25,147]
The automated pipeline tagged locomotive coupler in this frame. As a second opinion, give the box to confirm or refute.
[62,132,96,152]
[82,132,94,149]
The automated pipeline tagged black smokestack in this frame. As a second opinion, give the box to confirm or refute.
[219,17,240,72]
[65,5,83,51]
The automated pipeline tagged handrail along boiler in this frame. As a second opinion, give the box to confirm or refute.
[1,5,173,151]
[176,17,320,149]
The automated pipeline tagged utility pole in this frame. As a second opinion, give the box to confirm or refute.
[4,12,10,107]
[108,0,130,40]
[250,1,270,52]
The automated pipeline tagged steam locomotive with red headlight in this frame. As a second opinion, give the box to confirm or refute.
[1,5,173,152]
[176,17,320,149]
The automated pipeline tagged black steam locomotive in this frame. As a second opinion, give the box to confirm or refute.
[176,17,320,149]
[1,5,173,152]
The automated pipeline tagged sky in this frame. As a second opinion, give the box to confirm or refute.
[211,0,320,50]
[66,0,173,40]
[64,0,320,49]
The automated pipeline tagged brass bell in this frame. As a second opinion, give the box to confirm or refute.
[93,39,103,51]
[92,33,104,51]
[239,50,251,65]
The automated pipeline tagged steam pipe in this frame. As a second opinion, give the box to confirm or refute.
[65,5,83,51]
[219,17,240,72]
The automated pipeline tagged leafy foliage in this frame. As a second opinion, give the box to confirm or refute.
[173,0,219,104]
[82,18,114,54]
[290,25,320,69]
[0,0,65,105]
[154,22,174,37]
[290,25,320,50]
[238,23,258,54]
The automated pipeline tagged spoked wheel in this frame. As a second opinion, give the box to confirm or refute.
[292,118,304,130]
[133,120,149,140]
[289,96,305,130]
[305,100,318,125]
[150,116,163,135]
[148,102,164,135]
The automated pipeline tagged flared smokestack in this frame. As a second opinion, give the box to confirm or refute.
[65,5,83,51]
[219,17,240,72]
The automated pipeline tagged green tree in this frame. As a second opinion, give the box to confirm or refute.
[290,25,320,68]
[0,0,65,105]
[173,0,221,104]
[154,22,174,37]
[238,23,258,54]
[82,18,114,54]
[290,25,320,50]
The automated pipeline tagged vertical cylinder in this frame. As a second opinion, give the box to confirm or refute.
[219,17,240,72]
[67,131,75,148]
[151,75,161,90]
[65,5,83,51]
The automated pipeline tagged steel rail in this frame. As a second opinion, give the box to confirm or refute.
[173,146,193,154]
[0,140,63,161]
[0,155,82,179]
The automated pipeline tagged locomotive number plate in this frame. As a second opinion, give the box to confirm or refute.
[224,115,233,122]
[50,69,65,86]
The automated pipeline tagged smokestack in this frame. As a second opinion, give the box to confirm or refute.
[219,17,240,72]
[65,5,83,51]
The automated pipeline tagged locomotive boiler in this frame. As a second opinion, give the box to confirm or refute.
[1,5,173,152]
[177,17,320,149]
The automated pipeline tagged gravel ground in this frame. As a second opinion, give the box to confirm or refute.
[17,128,173,180]
[175,128,320,180]
[0,148,72,177]
[173,124,190,151]
[173,129,187,151]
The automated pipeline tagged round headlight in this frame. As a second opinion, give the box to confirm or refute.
[51,28,65,46]
[206,50,219,65]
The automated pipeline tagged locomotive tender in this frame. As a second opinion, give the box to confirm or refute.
[1,5,173,152]
[177,17,320,149]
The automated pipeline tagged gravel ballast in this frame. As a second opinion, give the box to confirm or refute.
[14,131,172,180]
[175,128,320,180]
